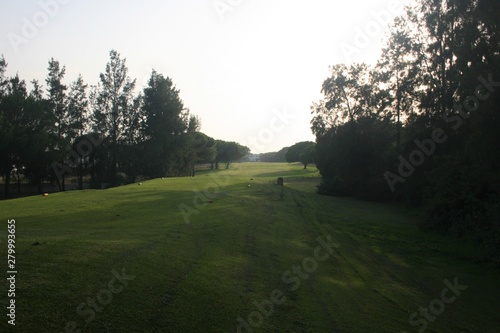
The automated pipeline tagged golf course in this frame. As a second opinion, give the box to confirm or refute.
[1,162,499,333]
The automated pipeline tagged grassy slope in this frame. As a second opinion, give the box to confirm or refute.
[0,163,498,333]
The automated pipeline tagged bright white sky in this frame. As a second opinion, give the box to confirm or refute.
[0,0,411,153]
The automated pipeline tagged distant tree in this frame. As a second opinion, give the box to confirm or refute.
[215,140,249,169]
[260,147,289,162]
[192,132,217,169]
[258,152,274,162]
[299,144,316,170]
[286,141,315,169]
[275,146,289,162]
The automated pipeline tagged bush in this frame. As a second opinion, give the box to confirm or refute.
[317,176,349,196]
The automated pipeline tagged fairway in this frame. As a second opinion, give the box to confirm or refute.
[1,163,499,332]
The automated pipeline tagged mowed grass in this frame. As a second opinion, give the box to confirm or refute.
[0,162,499,333]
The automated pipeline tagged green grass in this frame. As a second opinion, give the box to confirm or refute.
[0,162,498,332]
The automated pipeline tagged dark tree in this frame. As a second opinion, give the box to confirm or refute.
[46,58,70,190]
[286,141,315,169]
[92,50,137,185]
[260,147,289,162]
[215,140,249,169]
[310,0,500,262]
[142,70,186,177]
[299,144,316,170]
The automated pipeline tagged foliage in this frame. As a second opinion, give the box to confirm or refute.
[259,147,289,162]
[311,0,500,263]
[215,140,250,169]
[0,51,248,197]
[285,141,316,169]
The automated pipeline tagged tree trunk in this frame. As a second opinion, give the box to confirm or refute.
[4,170,11,199]
[111,137,118,186]
[396,68,401,149]
[37,177,43,194]
[78,161,83,190]
[16,168,21,194]
[62,172,66,191]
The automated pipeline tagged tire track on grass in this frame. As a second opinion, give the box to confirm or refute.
[312,199,428,322]
[284,189,340,331]
[289,188,413,330]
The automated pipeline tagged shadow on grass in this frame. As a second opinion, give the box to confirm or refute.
[254,169,319,179]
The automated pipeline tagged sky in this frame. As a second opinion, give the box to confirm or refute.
[0,0,412,153]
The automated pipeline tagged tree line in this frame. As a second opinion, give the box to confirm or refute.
[259,141,316,170]
[0,50,249,199]
[311,0,499,263]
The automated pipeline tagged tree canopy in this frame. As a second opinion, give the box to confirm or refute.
[286,141,316,169]
[311,0,500,263]
[0,51,249,198]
